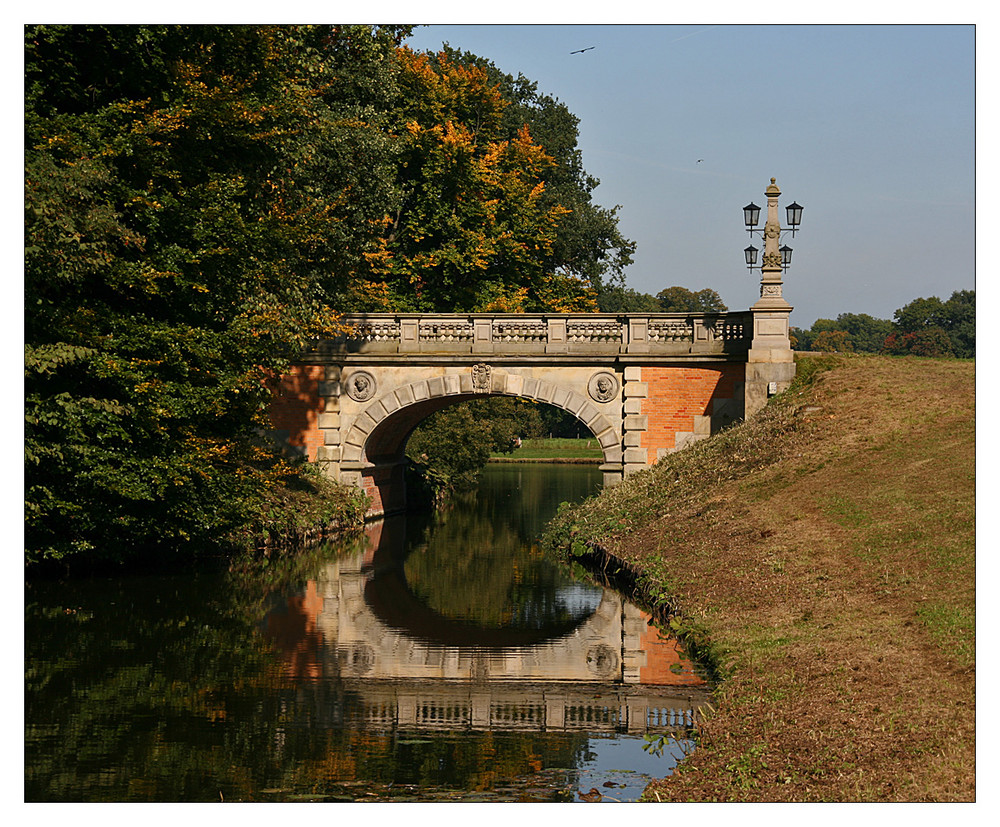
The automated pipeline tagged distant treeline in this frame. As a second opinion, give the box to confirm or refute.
[595,284,727,313]
[791,290,974,358]
[597,283,974,359]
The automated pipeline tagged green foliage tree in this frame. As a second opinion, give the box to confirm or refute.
[788,326,810,350]
[793,313,894,354]
[795,314,891,353]
[404,395,597,498]
[405,401,520,494]
[792,292,973,358]
[893,296,948,332]
[656,286,728,313]
[811,330,854,353]
[832,313,894,353]
[25,24,408,568]
[595,285,661,313]
[893,290,974,358]
[25,26,640,564]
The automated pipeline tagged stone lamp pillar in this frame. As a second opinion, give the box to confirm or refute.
[756,177,792,312]
[746,177,796,416]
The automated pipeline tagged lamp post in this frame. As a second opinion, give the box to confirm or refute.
[742,177,801,311]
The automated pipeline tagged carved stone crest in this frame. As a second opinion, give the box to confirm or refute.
[588,371,619,403]
[345,370,376,402]
[472,363,492,393]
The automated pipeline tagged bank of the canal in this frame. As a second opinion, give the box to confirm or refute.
[542,354,975,802]
[490,437,604,463]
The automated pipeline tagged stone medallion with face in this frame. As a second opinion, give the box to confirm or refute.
[588,371,619,403]
[346,371,376,402]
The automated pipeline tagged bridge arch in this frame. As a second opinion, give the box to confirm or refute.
[337,367,623,516]
[340,372,621,465]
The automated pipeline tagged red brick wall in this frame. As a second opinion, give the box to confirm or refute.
[640,365,743,464]
[360,464,408,518]
[361,468,385,516]
[269,364,325,461]
[637,610,706,686]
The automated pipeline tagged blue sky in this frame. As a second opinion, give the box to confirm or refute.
[401,22,976,329]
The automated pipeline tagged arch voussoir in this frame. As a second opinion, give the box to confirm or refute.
[331,366,628,517]
[343,372,622,468]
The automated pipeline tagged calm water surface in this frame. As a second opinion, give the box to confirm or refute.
[25,463,708,803]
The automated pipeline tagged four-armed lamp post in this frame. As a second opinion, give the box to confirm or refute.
[742,177,802,311]
[741,177,802,414]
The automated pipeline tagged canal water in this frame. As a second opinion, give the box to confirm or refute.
[25,463,709,803]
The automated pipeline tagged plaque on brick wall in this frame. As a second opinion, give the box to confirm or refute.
[472,363,491,393]
[346,370,376,402]
[588,371,619,403]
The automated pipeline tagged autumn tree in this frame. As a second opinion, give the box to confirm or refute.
[357,46,634,313]
[882,328,955,358]
[432,46,636,294]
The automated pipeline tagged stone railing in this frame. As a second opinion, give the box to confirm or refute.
[329,679,706,735]
[324,312,752,357]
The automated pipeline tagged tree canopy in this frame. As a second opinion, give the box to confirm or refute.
[353,45,634,312]
[656,286,728,313]
[26,25,411,566]
[594,284,728,313]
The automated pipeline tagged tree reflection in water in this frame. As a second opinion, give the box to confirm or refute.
[399,468,603,631]
[25,464,707,803]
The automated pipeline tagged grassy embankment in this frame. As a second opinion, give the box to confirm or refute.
[542,354,974,802]
[489,437,603,462]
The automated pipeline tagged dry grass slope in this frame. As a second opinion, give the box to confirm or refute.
[544,354,974,802]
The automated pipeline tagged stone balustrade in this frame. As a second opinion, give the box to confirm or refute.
[284,678,706,735]
[321,312,752,357]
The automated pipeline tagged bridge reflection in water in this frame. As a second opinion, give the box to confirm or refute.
[264,513,710,741]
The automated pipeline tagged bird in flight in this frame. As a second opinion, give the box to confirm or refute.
[570,46,595,54]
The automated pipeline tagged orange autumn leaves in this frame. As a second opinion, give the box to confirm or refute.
[360,49,596,314]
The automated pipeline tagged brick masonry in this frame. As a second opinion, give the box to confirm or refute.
[634,365,745,466]
[269,361,748,501]
[269,364,326,461]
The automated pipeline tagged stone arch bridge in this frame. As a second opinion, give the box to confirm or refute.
[271,297,794,518]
